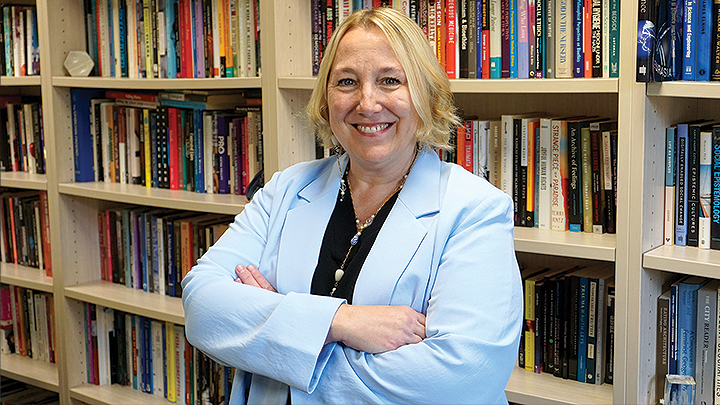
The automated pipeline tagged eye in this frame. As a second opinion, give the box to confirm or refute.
[381,77,402,86]
[337,78,356,86]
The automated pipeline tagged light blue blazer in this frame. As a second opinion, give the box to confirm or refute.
[182,148,523,404]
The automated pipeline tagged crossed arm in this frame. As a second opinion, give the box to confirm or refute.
[234,264,426,353]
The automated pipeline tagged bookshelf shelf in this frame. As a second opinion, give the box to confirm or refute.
[643,245,720,278]
[646,81,720,99]
[0,172,48,190]
[505,368,613,405]
[276,76,620,94]
[0,76,42,86]
[69,383,174,405]
[0,263,53,292]
[51,76,262,90]
[58,182,247,216]
[513,227,616,262]
[0,353,59,392]
[64,281,185,325]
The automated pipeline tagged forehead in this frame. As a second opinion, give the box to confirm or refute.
[330,27,404,72]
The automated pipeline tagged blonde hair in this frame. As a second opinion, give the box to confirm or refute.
[306,8,461,151]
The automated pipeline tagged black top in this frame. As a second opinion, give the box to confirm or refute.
[310,183,399,304]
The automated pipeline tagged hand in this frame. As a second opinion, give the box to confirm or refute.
[327,304,426,354]
[234,265,276,292]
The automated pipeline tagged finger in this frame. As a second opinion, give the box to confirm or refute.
[247,265,276,292]
[235,265,261,288]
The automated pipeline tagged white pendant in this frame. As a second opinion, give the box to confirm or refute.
[335,269,345,282]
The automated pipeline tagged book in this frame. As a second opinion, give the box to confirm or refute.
[695,279,720,405]
[684,0,698,80]
[637,0,657,81]
[665,126,677,245]
[688,122,716,246]
[71,89,106,182]
[676,122,690,245]
[568,117,600,232]
[551,117,571,231]
[712,125,720,249]
[697,0,712,81]
[538,117,553,230]
[677,276,708,399]
[699,129,712,248]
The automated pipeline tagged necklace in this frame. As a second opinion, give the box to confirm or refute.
[330,148,419,296]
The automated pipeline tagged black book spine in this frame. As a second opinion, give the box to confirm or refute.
[568,122,583,231]
[459,0,469,78]
[687,125,701,246]
[560,277,570,378]
[605,130,619,233]
[568,275,580,380]
[513,118,524,226]
[605,286,615,384]
[636,0,657,81]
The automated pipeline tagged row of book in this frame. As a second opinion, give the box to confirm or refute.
[655,277,720,405]
[445,116,618,233]
[636,0,720,81]
[0,5,40,77]
[0,284,57,365]
[311,0,620,79]
[83,0,260,79]
[99,207,232,298]
[519,263,615,385]
[0,190,52,276]
[71,88,263,195]
[0,377,59,405]
[84,303,234,404]
[662,121,720,249]
[0,96,47,174]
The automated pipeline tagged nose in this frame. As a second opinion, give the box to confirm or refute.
[356,83,382,115]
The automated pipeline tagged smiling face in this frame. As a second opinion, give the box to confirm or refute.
[327,27,421,176]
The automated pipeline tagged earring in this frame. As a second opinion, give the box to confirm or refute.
[334,145,346,201]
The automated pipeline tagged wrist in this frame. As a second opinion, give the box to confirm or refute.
[326,303,350,345]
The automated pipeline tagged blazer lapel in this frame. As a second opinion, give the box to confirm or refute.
[352,150,441,306]
[275,156,346,294]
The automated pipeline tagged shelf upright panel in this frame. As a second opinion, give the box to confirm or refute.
[0,353,59,393]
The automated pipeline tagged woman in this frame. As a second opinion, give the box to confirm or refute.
[182,8,522,404]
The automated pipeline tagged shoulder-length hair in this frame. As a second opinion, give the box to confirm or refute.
[306,8,461,151]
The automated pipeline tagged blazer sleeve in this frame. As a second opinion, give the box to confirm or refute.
[294,186,524,404]
[181,170,345,393]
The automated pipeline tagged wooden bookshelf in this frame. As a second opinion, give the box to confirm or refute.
[0,353,59,392]
[0,172,48,190]
[69,384,174,405]
[505,368,613,405]
[0,263,53,292]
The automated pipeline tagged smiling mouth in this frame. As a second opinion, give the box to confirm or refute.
[354,123,392,134]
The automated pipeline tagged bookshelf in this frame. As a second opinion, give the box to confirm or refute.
[0,0,672,404]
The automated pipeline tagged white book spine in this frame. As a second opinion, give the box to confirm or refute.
[550,119,567,230]
[98,0,110,76]
[113,0,121,77]
[12,7,25,77]
[212,0,221,77]
[100,103,113,183]
[25,289,37,360]
[245,0,257,77]
[152,320,164,396]
[699,130,712,249]
[23,104,35,174]
[555,0,572,77]
[34,203,43,272]
[500,115,515,197]
[237,0,247,77]
[127,0,138,78]
[602,0,610,77]
[96,306,111,385]
[174,325,185,403]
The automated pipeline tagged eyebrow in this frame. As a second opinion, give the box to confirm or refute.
[330,65,405,76]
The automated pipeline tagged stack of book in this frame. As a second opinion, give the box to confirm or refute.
[0,96,46,174]
[311,0,620,79]
[82,0,260,78]
[71,88,263,196]
[82,303,234,404]
[662,121,720,249]
[0,190,52,276]
[519,263,615,385]
[447,115,618,233]
[97,207,232,298]
[0,4,40,77]
[0,284,57,365]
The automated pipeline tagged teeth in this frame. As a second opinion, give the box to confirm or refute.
[356,123,390,133]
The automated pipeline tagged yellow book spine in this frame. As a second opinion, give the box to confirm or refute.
[166,321,177,402]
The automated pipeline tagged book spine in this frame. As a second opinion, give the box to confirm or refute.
[590,0,601,76]
[490,0,501,77]
[700,130,712,248]
[698,0,712,80]
[586,278,597,383]
[526,120,537,225]
[551,119,569,231]
[602,128,617,233]
[568,122,583,231]
[509,0,518,77]
[657,292,670,399]
[712,127,720,249]
[712,0,720,80]
[676,124,689,245]
[534,0,544,77]
[518,0,530,78]
[695,284,717,405]
[572,0,583,77]
[556,0,572,77]
[688,125,701,246]
[581,127,593,233]
[577,276,588,382]
[684,0,698,80]
[460,0,470,78]
[590,123,604,233]
[677,281,701,399]
[538,118,552,229]
[666,127,677,244]
[513,118,524,225]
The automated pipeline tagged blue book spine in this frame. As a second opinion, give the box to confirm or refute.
[677,279,705,397]
[695,0,711,80]
[29,7,39,74]
[510,0,518,78]
[194,0,203,78]
[217,115,231,194]
[140,212,149,292]
[144,317,152,394]
[71,88,105,182]
[3,8,13,75]
[107,0,115,77]
[194,109,205,193]
[166,0,177,78]
[712,127,720,249]
[670,0,684,79]
[577,276,588,382]
[573,0,584,76]
[676,124,689,245]
[683,0,697,79]
[151,215,159,293]
[118,0,127,77]
[131,315,138,389]
[166,219,175,297]
[667,127,676,187]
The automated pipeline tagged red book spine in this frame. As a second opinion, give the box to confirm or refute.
[98,212,106,281]
[8,198,17,264]
[446,0,457,78]
[583,0,592,77]
[180,0,193,78]
[168,108,179,190]
[456,124,466,167]
[464,120,474,172]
